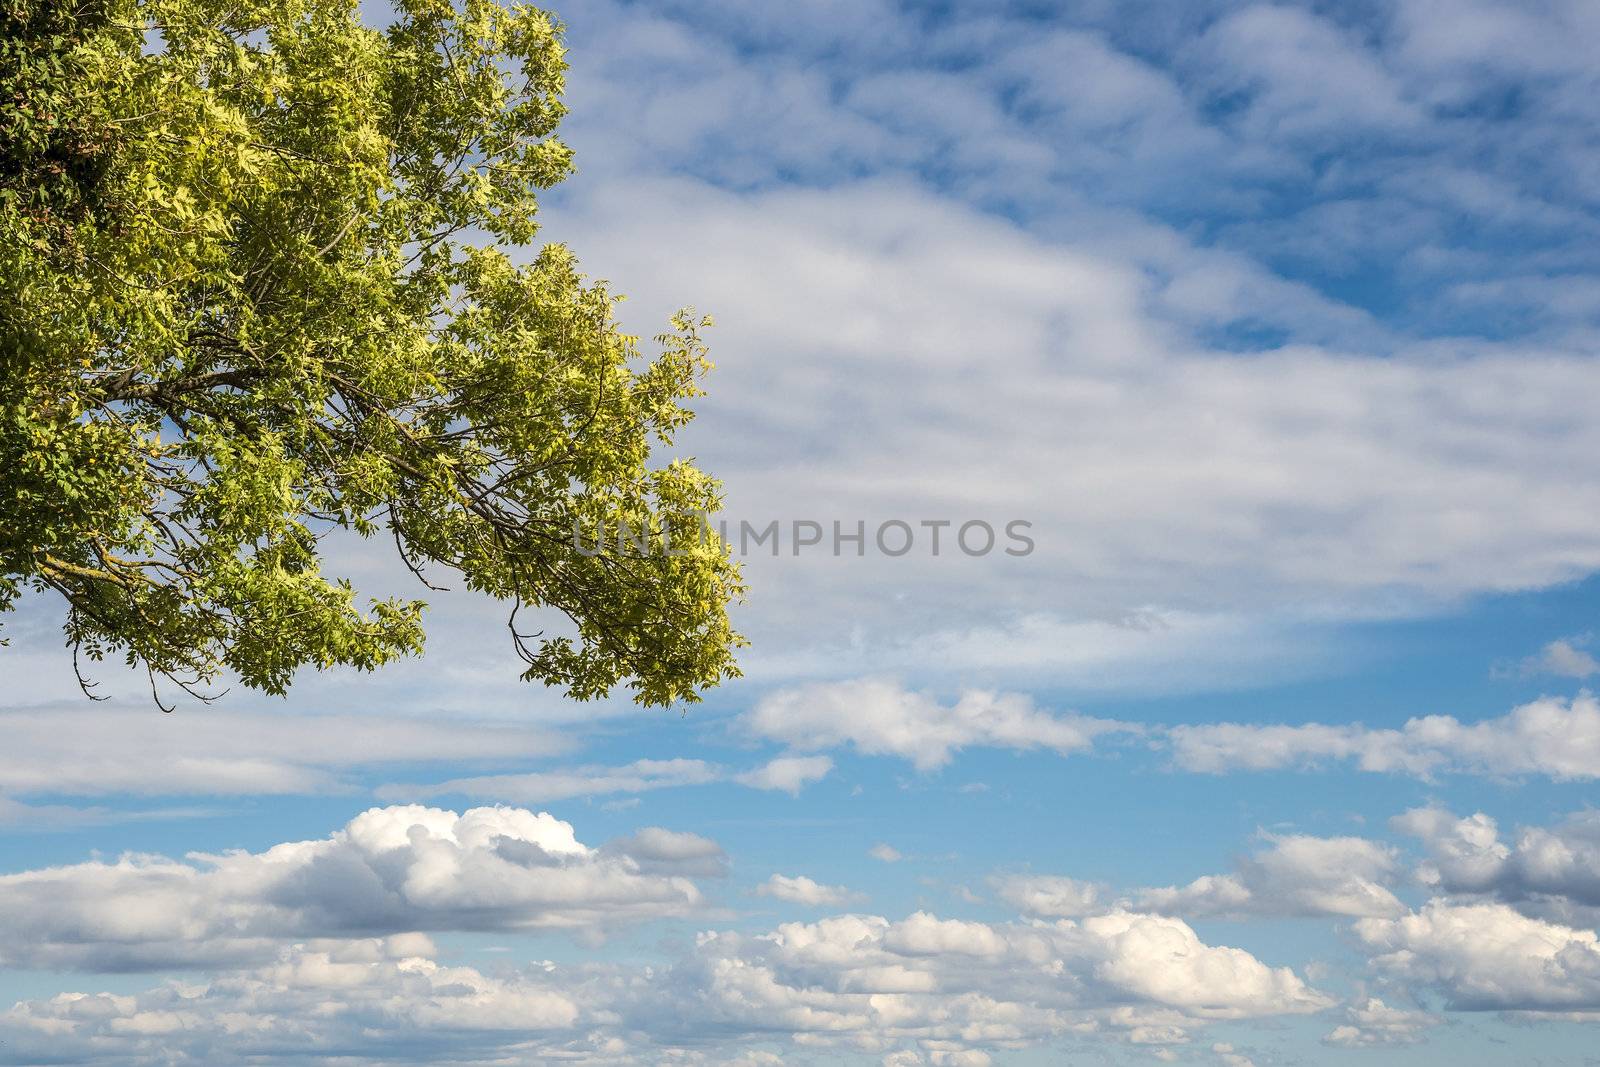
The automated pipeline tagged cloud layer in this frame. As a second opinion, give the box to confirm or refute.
[0,706,565,799]
[743,678,1134,770]
[0,806,707,971]
[1167,694,1600,779]
[0,909,1332,1064]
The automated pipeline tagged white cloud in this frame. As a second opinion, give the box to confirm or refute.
[381,758,723,803]
[993,875,1105,918]
[0,905,1331,1064]
[603,827,729,878]
[1167,693,1600,780]
[0,938,597,1065]
[744,678,1134,770]
[641,909,1329,1056]
[1392,806,1513,894]
[0,705,565,798]
[1395,806,1600,924]
[1209,1041,1256,1067]
[732,687,1600,791]
[870,843,904,863]
[739,611,1329,699]
[556,163,1600,668]
[734,755,833,794]
[1186,6,1421,142]
[389,755,837,804]
[9,0,1600,714]
[757,874,862,908]
[1520,637,1600,678]
[0,795,223,829]
[1136,833,1404,919]
[1355,900,1600,1011]
[1322,997,1441,1047]
[1000,833,1406,924]
[0,806,708,971]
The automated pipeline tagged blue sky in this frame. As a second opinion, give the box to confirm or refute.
[7,0,1600,1064]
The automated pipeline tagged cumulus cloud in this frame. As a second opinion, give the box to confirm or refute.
[734,755,834,794]
[1394,806,1600,924]
[1209,1042,1256,1067]
[1519,637,1600,678]
[870,843,904,863]
[0,938,597,1065]
[997,834,1401,922]
[1136,834,1404,919]
[1167,694,1600,780]
[644,909,1330,1056]
[757,874,862,908]
[1354,901,1600,1011]
[744,679,1134,770]
[993,875,1106,918]
[0,806,708,971]
[1322,997,1441,1047]
[0,906,1331,1064]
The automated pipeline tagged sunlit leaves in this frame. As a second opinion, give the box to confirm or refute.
[0,0,743,707]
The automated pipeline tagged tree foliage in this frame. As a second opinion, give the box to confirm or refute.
[0,0,743,707]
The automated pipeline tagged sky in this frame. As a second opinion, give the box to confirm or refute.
[6,0,1600,1063]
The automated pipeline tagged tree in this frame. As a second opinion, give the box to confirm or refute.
[0,0,744,708]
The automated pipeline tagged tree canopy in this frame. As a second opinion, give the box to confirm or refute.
[0,0,743,707]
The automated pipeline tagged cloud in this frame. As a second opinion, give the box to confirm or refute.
[1136,833,1404,919]
[643,910,1331,1055]
[0,705,566,798]
[1394,806,1600,924]
[0,938,597,1065]
[0,806,708,971]
[1167,693,1600,779]
[8,0,1600,716]
[1519,637,1600,678]
[996,834,1401,922]
[1354,900,1600,1012]
[1322,997,1441,1047]
[603,827,730,878]
[1209,1042,1256,1067]
[380,758,723,804]
[731,687,1600,789]
[0,906,1331,1064]
[499,0,1600,700]
[556,163,1600,666]
[1186,6,1421,142]
[734,755,834,794]
[756,874,862,908]
[743,679,1134,770]
[739,611,1329,699]
[388,755,834,804]
[993,875,1105,918]
[0,795,225,830]
[870,843,903,863]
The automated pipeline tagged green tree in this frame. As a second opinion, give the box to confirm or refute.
[0,0,743,708]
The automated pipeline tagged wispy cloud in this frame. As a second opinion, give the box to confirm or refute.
[0,705,568,798]
[1166,694,1600,780]
[380,759,724,804]
[743,678,1136,770]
